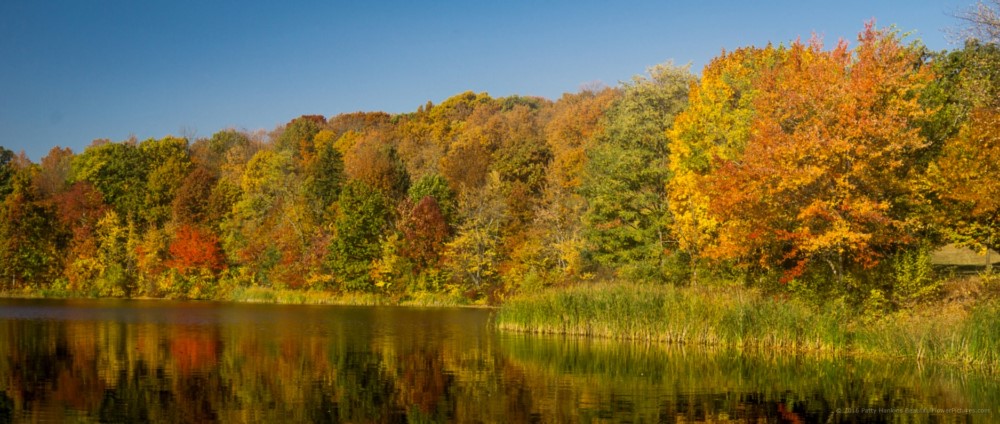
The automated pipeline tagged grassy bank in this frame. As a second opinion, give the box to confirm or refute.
[223,286,475,307]
[495,280,1000,372]
[1,285,476,308]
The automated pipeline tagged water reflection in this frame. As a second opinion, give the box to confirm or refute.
[0,298,996,422]
[499,335,1000,422]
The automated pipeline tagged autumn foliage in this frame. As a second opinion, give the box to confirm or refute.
[0,22,995,304]
[670,23,940,285]
[399,197,450,270]
[166,225,225,275]
[930,108,1000,251]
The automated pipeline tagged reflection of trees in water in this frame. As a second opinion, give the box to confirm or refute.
[395,349,452,417]
[0,308,497,422]
[497,335,1000,422]
[0,308,998,422]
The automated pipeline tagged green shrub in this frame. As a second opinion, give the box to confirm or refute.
[890,245,940,308]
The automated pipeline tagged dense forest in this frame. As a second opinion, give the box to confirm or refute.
[1,24,997,308]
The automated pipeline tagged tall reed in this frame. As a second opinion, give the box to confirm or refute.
[495,281,999,371]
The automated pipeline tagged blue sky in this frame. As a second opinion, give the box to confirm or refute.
[0,0,971,160]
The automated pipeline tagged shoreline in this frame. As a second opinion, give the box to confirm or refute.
[493,279,1000,374]
[4,278,997,373]
[0,287,495,309]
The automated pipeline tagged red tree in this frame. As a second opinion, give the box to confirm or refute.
[401,196,450,271]
[166,225,225,275]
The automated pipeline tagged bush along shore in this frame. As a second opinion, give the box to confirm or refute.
[494,276,1000,373]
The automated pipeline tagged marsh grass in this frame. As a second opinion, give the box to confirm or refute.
[398,291,472,307]
[7,282,478,309]
[225,286,388,305]
[495,281,1000,371]
[853,301,1000,372]
[221,286,474,308]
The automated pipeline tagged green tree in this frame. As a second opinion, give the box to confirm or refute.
[0,146,14,200]
[139,137,192,227]
[71,140,146,223]
[580,63,694,281]
[328,180,390,292]
[303,137,345,223]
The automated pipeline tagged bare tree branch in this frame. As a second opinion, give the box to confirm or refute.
[954,0,1000,43]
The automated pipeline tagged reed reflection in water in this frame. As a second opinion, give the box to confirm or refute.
[0,298,996,422]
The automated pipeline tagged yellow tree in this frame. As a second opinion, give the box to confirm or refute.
[667,46,785,282]
[930,108,1000,253]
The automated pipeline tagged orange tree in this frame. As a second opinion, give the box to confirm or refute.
[671,23,934,285]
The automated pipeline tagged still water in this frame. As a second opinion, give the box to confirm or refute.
[0,298,996,423]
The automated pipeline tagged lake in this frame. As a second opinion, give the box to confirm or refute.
[0,298,996,423]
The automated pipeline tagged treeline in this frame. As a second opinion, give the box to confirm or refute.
[0,25,997,305]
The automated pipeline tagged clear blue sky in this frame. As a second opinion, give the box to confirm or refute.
[0,0,971,161]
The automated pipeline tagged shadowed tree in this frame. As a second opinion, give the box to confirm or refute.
[53,182,108,290]
[0,157,63,289]
[303,137,345,224]
[222,149,308,286]
[0,147,15,200]
[532,88,619,280]
[172,166,219,226]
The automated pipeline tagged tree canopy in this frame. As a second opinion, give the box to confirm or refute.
[1,23,994,306]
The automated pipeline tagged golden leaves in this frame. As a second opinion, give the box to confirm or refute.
[668,23,935,280]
